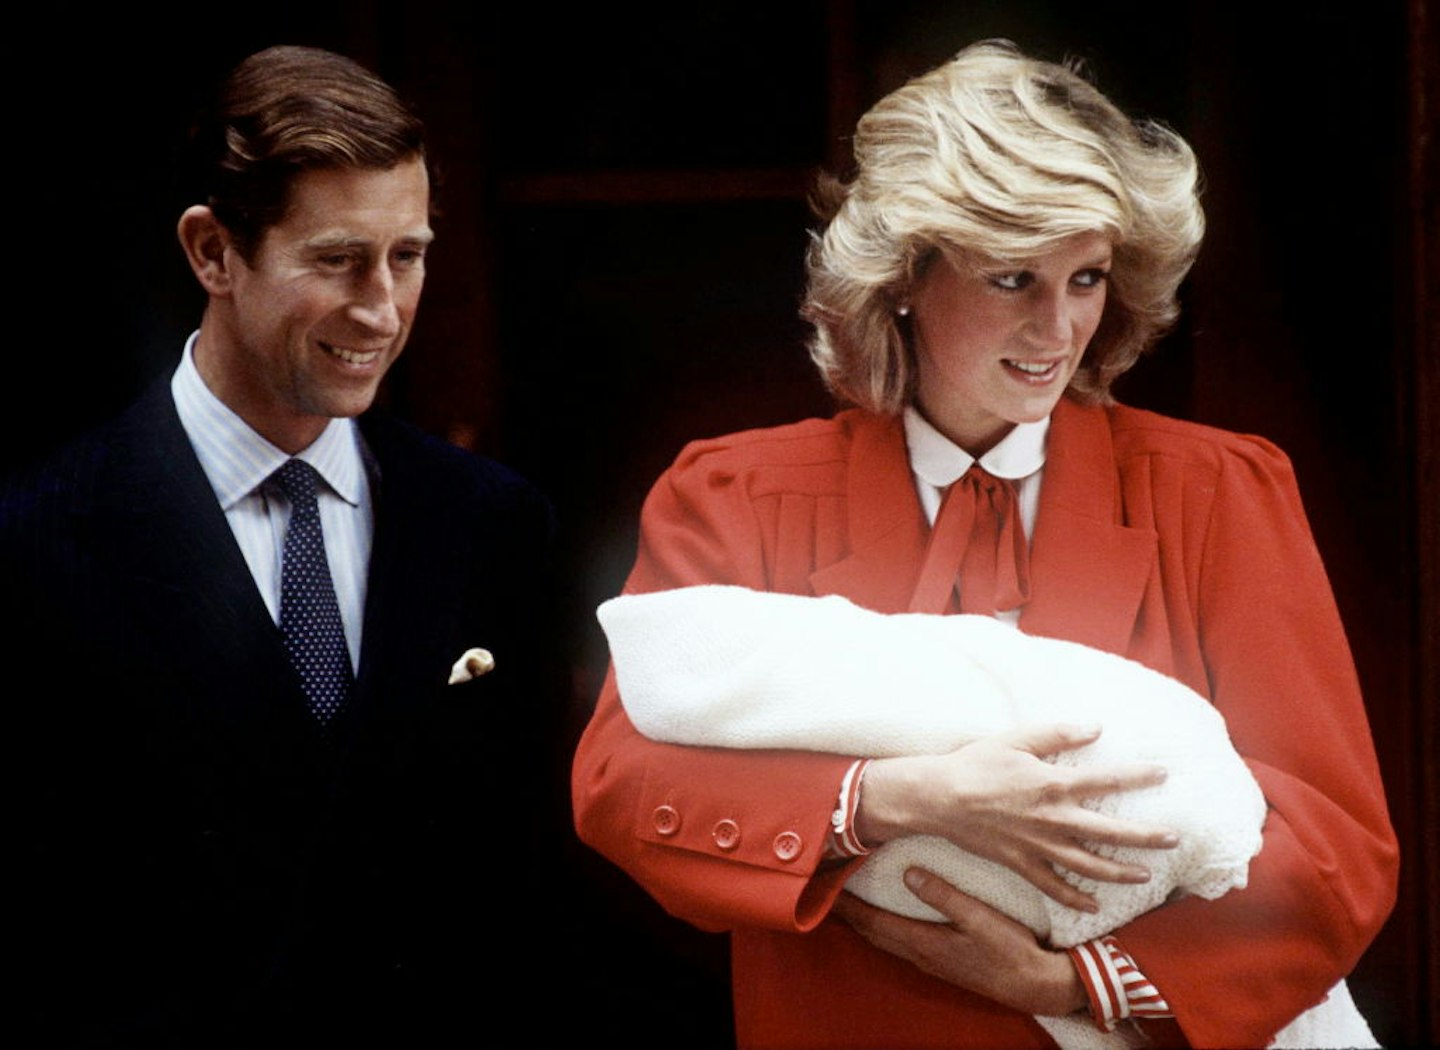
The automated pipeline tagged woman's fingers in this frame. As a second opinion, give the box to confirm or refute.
[1019,797,1178,894]
[1063,759,1169,800]
[1001,722,1103,757]
[1053,807,1180,850]
[835,877,1088,1016]
[1003,723,1169,793]
[1012,854,1101,912]
[1040,839,1153,887]
[862,724,1179,905]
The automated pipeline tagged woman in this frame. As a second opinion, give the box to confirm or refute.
[572,41,1396,1049]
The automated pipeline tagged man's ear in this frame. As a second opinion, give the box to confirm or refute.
[177,206,241,296]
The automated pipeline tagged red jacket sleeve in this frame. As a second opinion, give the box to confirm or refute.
[1117,437,1398,1048]
[572,440,858,933]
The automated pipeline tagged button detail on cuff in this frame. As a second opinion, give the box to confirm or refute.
[712,818,741,851]
[652,804,681,836]
[772,830,803,861]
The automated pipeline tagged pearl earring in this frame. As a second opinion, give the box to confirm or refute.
[896,303,911,317]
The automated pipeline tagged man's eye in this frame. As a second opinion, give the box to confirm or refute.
[393,249,426,267]
[318,253,354,269]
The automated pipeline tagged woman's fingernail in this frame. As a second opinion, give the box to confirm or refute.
[903,869,927,891]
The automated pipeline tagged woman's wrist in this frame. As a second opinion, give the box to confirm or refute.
[1053,949,1091,1016]
[853,754,934,846]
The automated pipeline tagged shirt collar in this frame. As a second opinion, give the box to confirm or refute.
[903,405,1049,487]
[171,331,366,510]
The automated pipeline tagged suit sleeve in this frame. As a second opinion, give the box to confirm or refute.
[572,441,858,933]
[1117,439,1398,1049]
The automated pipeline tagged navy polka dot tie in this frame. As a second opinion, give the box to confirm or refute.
[272,459,354,724]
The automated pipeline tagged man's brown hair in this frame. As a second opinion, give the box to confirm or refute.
[190,45,427,259]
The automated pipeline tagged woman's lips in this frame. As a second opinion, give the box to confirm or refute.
[1003,358,1062,381]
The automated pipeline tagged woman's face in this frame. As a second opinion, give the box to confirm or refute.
[909,231,1112,455]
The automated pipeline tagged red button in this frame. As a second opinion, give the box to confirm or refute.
[652,804,681,836]
[772,831,802,861]
[712,819,741,851]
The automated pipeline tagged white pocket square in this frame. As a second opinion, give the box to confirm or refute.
[447,648,495,685]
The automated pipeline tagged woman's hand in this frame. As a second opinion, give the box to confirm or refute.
[833,868,1087,1016]
[854,723,1178,912]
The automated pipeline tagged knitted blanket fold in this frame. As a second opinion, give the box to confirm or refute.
[599,585,1375,1050]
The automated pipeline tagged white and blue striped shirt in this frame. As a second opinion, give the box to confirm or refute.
[170,333,374,671]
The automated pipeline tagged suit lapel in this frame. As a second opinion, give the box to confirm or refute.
[102,383,321,747]
[354,417,472,715]
[1021,397,1157,655]
[808,412,932,613]
[807,402,1157,655]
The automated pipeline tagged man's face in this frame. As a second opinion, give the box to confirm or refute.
[202,157,433,451]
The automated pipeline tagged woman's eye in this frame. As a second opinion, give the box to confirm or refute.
[990,272,1031,291]
[1073,268,1110,289]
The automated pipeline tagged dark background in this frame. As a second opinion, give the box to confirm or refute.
[12,2,1435,1045]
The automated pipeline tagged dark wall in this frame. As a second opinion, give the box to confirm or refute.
[12,3,1430,1044]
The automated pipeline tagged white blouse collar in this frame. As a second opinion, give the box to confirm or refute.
[902,405,1049,488]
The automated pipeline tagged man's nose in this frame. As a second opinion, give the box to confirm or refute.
[349,266,402,337]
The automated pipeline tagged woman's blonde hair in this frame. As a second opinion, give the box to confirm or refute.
[803,40,1204,412]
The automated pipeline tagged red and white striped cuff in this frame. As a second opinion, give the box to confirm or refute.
[1067,935,1173,1031]
[827,759,873,858]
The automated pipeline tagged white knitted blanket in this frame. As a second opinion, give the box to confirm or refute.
[599,585,1375,1050]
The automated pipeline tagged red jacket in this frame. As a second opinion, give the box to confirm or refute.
[572,399,1397,1048]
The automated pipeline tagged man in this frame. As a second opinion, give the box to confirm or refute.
[8,46,558,1042]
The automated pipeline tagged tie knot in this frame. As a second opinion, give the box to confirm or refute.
[911,461,1031,615]
[272,459,320,506]
[961,463,1008,499]
[967,463,1002,486]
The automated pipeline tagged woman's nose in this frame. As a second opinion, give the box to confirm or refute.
[1024,291,1073,350]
